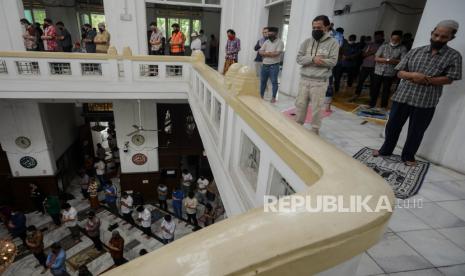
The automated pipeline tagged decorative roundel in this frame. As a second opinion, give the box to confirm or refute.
[131,134,145,146]
[19,156,38,169]
[132,153,148,165]
[15,136,31,149]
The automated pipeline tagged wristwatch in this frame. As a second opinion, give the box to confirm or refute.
[386,58,390,62]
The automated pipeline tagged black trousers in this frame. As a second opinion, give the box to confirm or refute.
[355,67,375,96]
[50,213,61,226]
[333,65,357,93]
[186,213,198,226]
[142,226,151,235]
[379,101,436,162]
[122,212,135,225]
[370,74,394,108]
[159,199,167,211]
[90,235,103,251]
[33,251,47,268]
[62,46,72,52]
[113,257,128,266]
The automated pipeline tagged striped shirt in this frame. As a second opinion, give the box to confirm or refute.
[374,43,407,76]
[225,38,241,61]
[391,45,462,108]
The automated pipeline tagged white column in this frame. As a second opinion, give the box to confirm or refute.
[280,0,336,97]
[398,0,465,173]
[0,101,56,177]
[113,100,159,173]
[103,0,147,55]
[218,0,269,73]
[0,0,25,51]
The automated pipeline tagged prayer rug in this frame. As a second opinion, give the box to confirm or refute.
[66,245,106,271]
[281,106,332,124]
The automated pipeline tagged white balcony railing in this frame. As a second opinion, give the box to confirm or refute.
[0,49,394,275]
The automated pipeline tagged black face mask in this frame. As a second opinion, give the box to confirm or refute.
[312,30,324,41]
[430,39,447,50]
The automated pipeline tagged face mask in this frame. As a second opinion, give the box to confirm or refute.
[173,29,179,33]
[430,39,447,50]
[99,28,104,32]
[312,30,324,41]
[390,42,399,47]
[228,34,235,40]
[348,41,355,45]
[268,34,276,41]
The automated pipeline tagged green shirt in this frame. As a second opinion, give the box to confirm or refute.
[46,196,60,214]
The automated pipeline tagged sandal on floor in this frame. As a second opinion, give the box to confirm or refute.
[404,160,417,166]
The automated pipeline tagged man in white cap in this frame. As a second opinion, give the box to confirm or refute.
[190,31,202,52]
[374,19,462,166]
[94,22,111,53]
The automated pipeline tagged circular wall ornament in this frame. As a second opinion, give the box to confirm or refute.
[132,153,148,165]
[15,136,31,149]
[131,134,145,146]
[19,156,37,169]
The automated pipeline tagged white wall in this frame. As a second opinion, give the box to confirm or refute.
[0,0,25,51]
[398,0,465,173]
[40,103,79,160]
[0,101,56,176]
[113,100,159,173]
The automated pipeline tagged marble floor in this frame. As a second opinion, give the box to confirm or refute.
[270,93,465,276]
[1,177,225,276]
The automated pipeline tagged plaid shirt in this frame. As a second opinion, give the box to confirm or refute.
[374,43,407,76]
[225,38,241,60]
[392,45,462,108]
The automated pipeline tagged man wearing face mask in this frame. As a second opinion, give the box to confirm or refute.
[254,27,269,77]
[370,30,407,109]
[41,18,57,52]
[56,22,72,52]
[296,15,339,135]
[374,20,462,166]
[259,27,284,103]
[169,23,186,56]
[333,34,361,93]
[94,22,111,54]
[224,29,241,74]
[82,24,97,53]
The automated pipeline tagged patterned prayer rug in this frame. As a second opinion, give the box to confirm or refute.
[353,147,430,199]
[66,245,106,271]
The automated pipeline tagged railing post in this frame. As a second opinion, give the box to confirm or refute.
[107,46,119,82]
[122,46,134,83]
[225,64,259,97]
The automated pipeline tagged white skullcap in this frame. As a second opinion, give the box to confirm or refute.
[436,20,459,31]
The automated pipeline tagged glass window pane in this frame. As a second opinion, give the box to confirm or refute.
[180,18,190,46]
[90,13,105,28]
[81,13,90,25]
[32,9,46,24]
[192,19,201,33]
[24,10,33,24]
[157,18,167,39]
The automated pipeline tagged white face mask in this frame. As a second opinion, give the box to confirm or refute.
[390,42,399,47]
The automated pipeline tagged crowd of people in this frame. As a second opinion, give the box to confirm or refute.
[20,17,110,53]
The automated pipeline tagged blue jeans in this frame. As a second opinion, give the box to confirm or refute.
[260,63,280,98]
[326,75,334,98]
[173,203,182,219]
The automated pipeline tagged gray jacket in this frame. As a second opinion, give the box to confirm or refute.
[296,32,339,79]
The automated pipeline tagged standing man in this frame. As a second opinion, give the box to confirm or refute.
[94,158,106,186]
[199,30,207,54]
[157,183,168,211]
[224,29,241,74]
[26,225,47,274]
[94,22,111,54]
[254,27,269,76]
[149,22,163,55]
[295,15,339,135]
[196,176,209,204]
[351,31,385,101]
[46,243,69,276]
[136,206,152,236]
[41,18,57,52]
[172,186,184,220]
[79,170,90,199]
[104,181,118,214]
[56,22,72,52]
[20,19,38,51]
[44,195,61,226]
[8,209,27,245]
[374,20,462,166]
[190,32,202,52]
[160,215,176,244]
[181,169,193,195]
[30,183,45,215]
[120,192,135,225]
[82,24,97,53]
[184,192,198,227]
[333,34,361,93]
[107,231,127,266]
[259,27,284,103]
[370,30,407,110]
[169,23,186,56]
[85,211,103,251]
[62,203,81,244]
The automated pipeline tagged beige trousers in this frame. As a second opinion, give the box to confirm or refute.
[295,77,328,130]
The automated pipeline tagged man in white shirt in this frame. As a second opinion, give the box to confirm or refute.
[136,206,152,236]
[62,203,80,243]
[259,26,284,103]
[94,159,106,186]
[191,32,202,52]
[160,215,176,244]
[120,192,135,226]
[196,176,209,204]
[184,192,198,227]
[181,169,193,194]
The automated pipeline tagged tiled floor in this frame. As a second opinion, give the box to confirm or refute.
[272,93,465,275]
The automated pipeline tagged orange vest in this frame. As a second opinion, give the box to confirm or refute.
[170,31,185,53]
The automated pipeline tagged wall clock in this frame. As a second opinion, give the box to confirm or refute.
[15,136,31,149]
[20,156,37,169]
[131,134,145,146]
[132,153,147,165]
